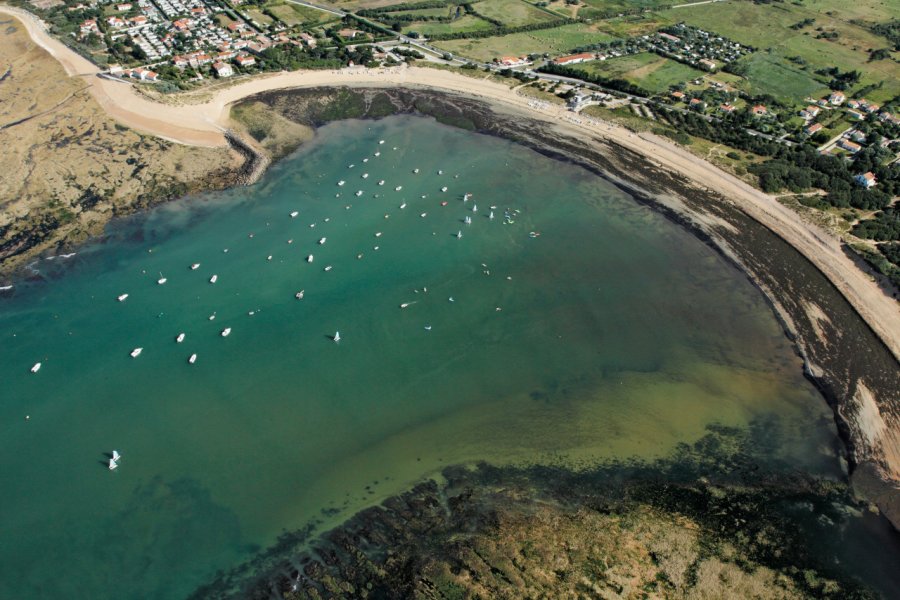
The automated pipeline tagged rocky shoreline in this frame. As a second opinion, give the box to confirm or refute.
[191,423,892,599]
[227,86,899,531]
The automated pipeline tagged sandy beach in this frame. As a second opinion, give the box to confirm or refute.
[2,4,897,362]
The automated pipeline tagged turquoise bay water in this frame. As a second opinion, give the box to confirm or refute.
[0,116,851,598]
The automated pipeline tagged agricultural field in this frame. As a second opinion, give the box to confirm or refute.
[572,53,705,94]
[739,53,829,102]
[473,0,557,27]
[243,8,275,27]
[656,1,900,103]
[434,23,617,61]
[576,0,671,20]
[402,14,494,36]
[266,2,338,26]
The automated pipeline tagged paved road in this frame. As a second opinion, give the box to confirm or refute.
[284,0,345,17]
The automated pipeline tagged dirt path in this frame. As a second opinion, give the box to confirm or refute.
[2,4,897,362]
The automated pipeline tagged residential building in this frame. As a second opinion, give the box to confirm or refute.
[805,123,823,135]
[828,91,846,105]
[854,172,876,188]
[838,139,861,153]
[553,52,595,66]
[213,61,233,77]
[235,54,255,67]
[698,58,716,71]
[751,104,767,116]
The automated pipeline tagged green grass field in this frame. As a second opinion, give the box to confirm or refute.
[434,23,617,61]
[572,53,705,93]
[473,0,557,26]
[655,0,900,103]
[244,8,275,26]
[389,6,455,18]
[403,14,495,36]
[577,0,670,20]
[266,2,336,26]
[739,53,829,101]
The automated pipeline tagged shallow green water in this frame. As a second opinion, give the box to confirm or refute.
[0,116,852,598]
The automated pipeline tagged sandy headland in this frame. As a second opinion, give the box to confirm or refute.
[1,5,898,527]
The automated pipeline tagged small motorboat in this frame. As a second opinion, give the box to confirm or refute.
[374,151,381,156]
[31,362,41,373]
[356,190,363,197]
[191,263,200,270]
[362,173,369,179]
[395,186,402,191]
[441,187,448,193]
[176,333,185,343]
[420,212,427,218]
[307,255,314,263]
[209,275,218,284]
[117,293,129,302]
[267,255,273,261]
[472,204,477,213]
[400,203,407,209]
[324,265,333,272]
[441,201,448,206]
[375,232,382,238]
[338,180,345,186]
[221,327,231,337]
[378,180,385,186]
[290,211,299,218]
[295,290,305,300]
[188,353,197,364]
[157,274,167,285]
[209,313,216,321]
[130,348,143,358]
[379,140,385,145]
[413,168,419,174]
[489,211,495,220]
[318,238,327,245]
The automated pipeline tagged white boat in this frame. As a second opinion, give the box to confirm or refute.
[221,327,231,337]
[209,275,218,284]
[456,230,462,239]
[295,290,304,300]
[108,458,118,471]
[472,204,478,213]
[400,302,414,308]
[307,255,314,263]
[374,151,381,156]
[375,232,382,238]
[489,211,494,220]
[117,293,129,302]
[310,223,316,228]
[130,348,143,358]
[188,353,197,364]
[324,265,333,272]
[464,216,472,225]
[363,158,369,163]
[290,211,299,218]
[356,190,363,197]
[31,362,41,373]
[395,186,402,191]
[333,331,341,342]
[209,313,216,321]
[420,212,427,218]
[378,180,385,186]
[190,263,200,270]
[318,237,327,245]
[267,255,273,261]
[438,170,443,175]
[413,168,419,174]
[112,450,121,462]
[348,164,354,168]
[400,203,407,209]
[464,193,472,202]
[157,274,167,285]
[176,333,185,343]
[338,180,345,186]
[424,325,432,331]
[379,140,385,145]
[441,187,448,192]
[362,173,369,179]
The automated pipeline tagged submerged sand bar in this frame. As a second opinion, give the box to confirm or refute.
[2,4,897,363]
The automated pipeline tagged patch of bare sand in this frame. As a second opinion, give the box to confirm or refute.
[852,382,900,480]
